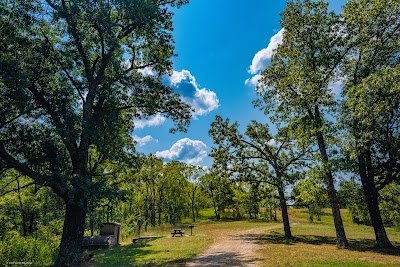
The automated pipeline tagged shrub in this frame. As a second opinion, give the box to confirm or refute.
[0,232,57,267]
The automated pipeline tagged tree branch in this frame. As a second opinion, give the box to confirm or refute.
[40,30,86,103]
[0,181,37,197]
[0,141,66,198]
[26,83,78,160]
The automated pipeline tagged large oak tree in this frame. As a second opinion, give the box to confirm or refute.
[257,0,350,246]
[339,0,400,248]
[0,0,191,266]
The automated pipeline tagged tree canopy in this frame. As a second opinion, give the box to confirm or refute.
[0,0,191,266]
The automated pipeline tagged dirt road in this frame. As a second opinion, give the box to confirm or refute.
[185,225,280,267]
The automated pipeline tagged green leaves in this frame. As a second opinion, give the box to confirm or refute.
[340,0,400,192]
[209,115,309,188]
[0,0,191,200]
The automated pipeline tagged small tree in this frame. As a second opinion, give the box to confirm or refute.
[183,165,205,222]
[292,168,327,222]
[200,172,235,220]
[338,178,370,225]
[209,116,310,238]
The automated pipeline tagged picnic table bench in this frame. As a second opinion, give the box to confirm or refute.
[171,229,184,237]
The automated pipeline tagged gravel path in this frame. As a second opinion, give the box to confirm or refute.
[185,225,280,267]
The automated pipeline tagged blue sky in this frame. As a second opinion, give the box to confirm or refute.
[133,0,347,167]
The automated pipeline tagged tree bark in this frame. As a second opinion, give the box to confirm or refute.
[357,150,393,248]
[277,184,292,239]
[191,200,196,222]
[308,206,314,222]
[16,179,28,236]
[210,191,220,220]
[54,198,87,267]
[316,131,349,247]
[89,211,94,236]
[364,188,393,248]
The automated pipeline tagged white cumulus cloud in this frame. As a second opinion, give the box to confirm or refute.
[132,135,158,146]
[166,70,219,118]
[245,74,262,87]
[137,66,156,77]
[134,114,166,129]
[155,138,208,165]
[248,29,285,75]
[126,67,218,127]
[169,69,192,86]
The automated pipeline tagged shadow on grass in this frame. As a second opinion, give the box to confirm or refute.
[257,231,400,256]
[90,237,194,267]
[186,251,261,267]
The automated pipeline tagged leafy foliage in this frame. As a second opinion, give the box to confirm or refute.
[0,0,192,265]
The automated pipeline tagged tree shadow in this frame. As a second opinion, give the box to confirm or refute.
[186,251,261,267]
[90,237,197,267]
[257,231,400,256]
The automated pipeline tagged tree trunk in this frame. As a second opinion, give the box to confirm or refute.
[365,189,393,248]
[308,206,314,222]
[211,191,219,219]
[158,190,163,225]
[191,201,196,222]
[89,212,94,236]
[277,185,292,239]
[28,211,36,234]
[54,198,87,267]
[316,131,349,247]
[358,150,393,248]
[158,207,162,226]
[16,179,28,236]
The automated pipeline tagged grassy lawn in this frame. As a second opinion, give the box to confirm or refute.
[258,209,400,267]
[90,234,209,267]
[90,209,400,267]
[90,220,274,267]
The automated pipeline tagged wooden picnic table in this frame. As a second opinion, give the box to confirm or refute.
[171,229,184,237]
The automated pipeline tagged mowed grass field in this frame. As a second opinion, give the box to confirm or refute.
[258,209,400,267]
[90,209,400,267]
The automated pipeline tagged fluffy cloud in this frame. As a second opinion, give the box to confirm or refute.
[134,114,166,129]
[248,29,284,75]
[245,74,262,87]
[155,138,207,165]
[132,135,158,146]
[267,139,277,146]
[166,70,219,117]
[137,66,156,76]
[128,67,218,129]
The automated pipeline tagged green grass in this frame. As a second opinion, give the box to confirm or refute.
[257,209,400,267]
[179,207,216,224]
[91,209,400,267]
[91,220,274,267]
[295,259,398,267]
[90,220,215,267]
[91,235,210,267]
[289,208,354,225]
